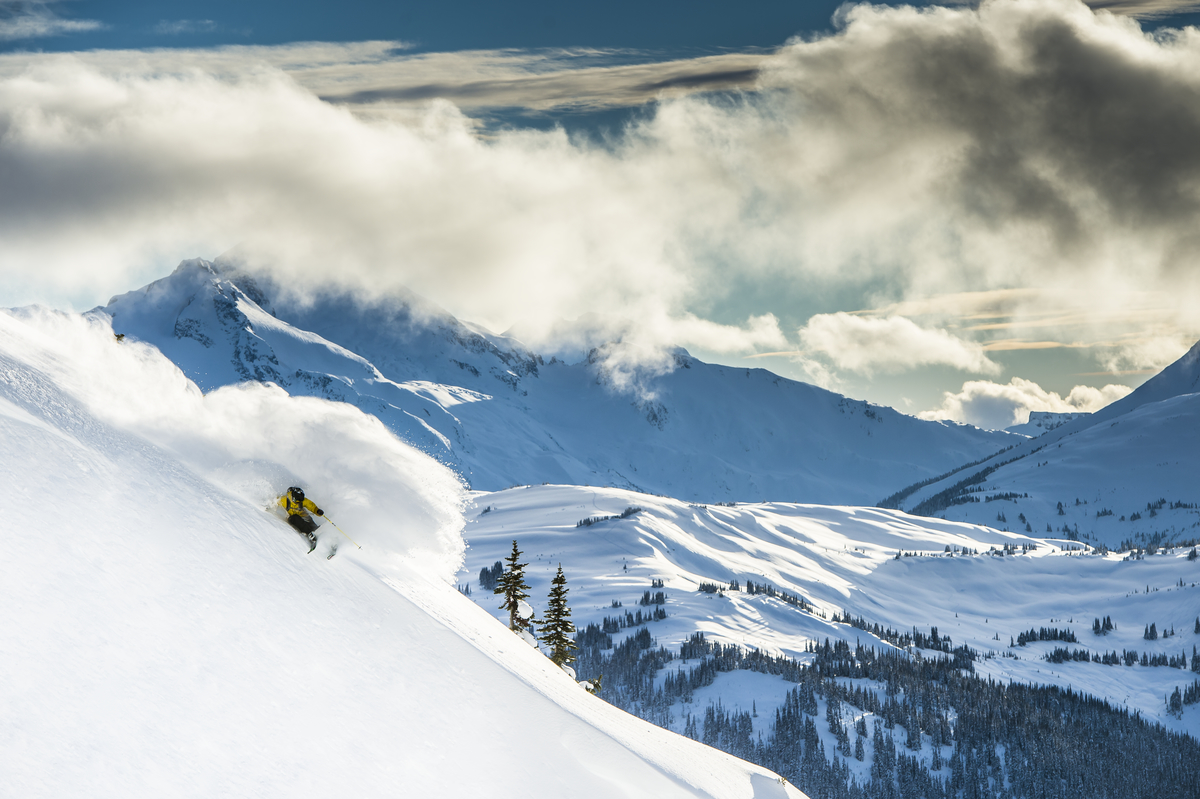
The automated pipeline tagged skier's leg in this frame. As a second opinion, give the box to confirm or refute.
[288,514,319,552]
[288,514,318,535]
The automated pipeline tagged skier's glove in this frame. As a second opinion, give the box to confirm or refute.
[314,507,324,516]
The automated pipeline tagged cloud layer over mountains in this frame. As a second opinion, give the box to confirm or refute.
[0,0,1196,421]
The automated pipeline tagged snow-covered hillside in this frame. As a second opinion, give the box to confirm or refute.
[100,259,1012,505]
[460,484,1200,741]
[916,392,1200,548]
[888,340,1200,548]
[0,308,802,798]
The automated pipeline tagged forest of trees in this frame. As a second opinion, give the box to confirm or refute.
[487,543,1199,796]
[574,626,1200,798]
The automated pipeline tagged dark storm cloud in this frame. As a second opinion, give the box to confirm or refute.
[757,0,1200,278]
[629,68,761,92]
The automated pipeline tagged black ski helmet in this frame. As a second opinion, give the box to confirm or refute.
[289,486,305,503]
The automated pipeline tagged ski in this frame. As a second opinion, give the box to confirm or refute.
[326,544,338,560]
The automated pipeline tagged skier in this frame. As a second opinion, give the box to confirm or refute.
[279,486,325,552]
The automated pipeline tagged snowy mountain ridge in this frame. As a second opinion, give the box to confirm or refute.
[883,339,1200,540]
[895,389,1200,549]
[100,258,1014,506]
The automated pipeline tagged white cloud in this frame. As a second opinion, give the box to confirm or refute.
[1097,334,1194,373]
[152,20,218,36]
[0,58,789,372]
[797,313,1000,375]
[2,0,1200,384]
[0,1,101,40]
[919,376,1133,430]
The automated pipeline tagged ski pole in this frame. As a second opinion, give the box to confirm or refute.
[321,516,362,549]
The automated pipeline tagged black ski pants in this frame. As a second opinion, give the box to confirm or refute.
[287,514,319,535]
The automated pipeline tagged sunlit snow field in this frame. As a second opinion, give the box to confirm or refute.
[462,485,1200,740]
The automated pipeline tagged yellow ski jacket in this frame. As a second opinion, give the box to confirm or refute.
[279,493,322,518]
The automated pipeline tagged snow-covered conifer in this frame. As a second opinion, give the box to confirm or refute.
[495,540,533,633]
[538,565,578,667]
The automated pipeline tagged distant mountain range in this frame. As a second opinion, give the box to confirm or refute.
[99,258,1013,505]
[885,339,1200,548]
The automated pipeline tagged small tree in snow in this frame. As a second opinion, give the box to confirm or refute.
[495,540,533,633]
[538,564,578,666]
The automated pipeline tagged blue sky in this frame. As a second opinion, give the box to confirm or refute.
[11,0,1200,53]
[3,0,1200,428]
[9,1,847,52]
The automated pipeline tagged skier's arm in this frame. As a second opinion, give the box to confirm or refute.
[303,498,324,516]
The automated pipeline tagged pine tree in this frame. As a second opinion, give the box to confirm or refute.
[538,564,578,666]
[495,540,533,633]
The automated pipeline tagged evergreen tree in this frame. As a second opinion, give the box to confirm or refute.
[495,540,533,633]
[538,564,578,666]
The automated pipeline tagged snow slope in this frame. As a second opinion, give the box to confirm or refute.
[100,259,1012,505]
[0,308,802,799]
[461,484,1200,739]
